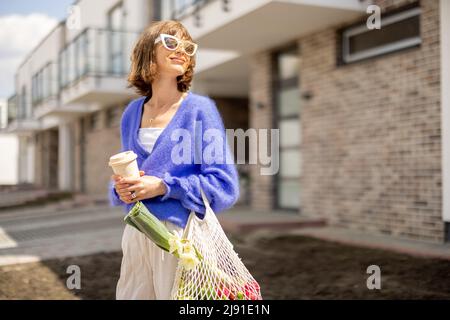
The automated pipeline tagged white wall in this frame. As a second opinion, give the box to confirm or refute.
[0,99,6,128]
[0,99,18,184]
[67,0,151,42]
[0,134,18,185]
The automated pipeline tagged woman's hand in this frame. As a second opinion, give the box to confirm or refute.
[111,170,167,204]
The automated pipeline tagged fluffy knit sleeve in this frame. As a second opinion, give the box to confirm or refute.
[160,97,240,217]
[108,181,123,207]
[108,102,133,207]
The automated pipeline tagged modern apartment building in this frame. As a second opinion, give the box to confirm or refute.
[4,0,155,193]
[3,0,450,243]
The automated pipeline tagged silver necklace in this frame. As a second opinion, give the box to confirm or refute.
[144,93,187,127]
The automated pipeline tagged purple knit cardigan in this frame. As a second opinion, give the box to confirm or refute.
[108,91,240,228]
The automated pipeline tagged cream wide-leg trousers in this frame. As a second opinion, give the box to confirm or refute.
[116,220,184,300]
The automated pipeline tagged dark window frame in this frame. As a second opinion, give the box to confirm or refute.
[32,62,57,106]
[106,106,121,128]
[88,111,101,131]
[271,44,301,212]
[338,2,421,65]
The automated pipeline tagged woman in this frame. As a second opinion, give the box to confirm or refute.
[109,20,239,300]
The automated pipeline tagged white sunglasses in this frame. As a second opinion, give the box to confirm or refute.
[154,33,198,57]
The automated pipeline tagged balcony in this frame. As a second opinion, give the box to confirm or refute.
[30,61,95,129]
[59,28,140,106]
[163,0,370,97]
[168,0,369,54]
[163,0,209,20]
[4,95,41,135]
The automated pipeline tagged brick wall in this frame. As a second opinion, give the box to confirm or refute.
[248,53,275,211]
[300,0,443,242]
[80,105,124,196]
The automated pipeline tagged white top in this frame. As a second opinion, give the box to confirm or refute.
[138,127,164,154]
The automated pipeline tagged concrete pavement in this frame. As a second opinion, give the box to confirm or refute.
[0,204,124,266]
[0,202,323,266]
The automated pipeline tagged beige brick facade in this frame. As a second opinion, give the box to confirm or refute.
[248,53,275,211]
[248,0,444,242]
[80,104,125,196]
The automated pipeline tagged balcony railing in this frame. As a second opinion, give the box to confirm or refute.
[5,94,40,133]
[59,28,140,90]
[32,62,59,107]
[162,0,213,21]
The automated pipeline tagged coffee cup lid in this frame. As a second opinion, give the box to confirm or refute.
[108,151,137,167]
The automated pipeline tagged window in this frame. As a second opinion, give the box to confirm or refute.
[59,50,66,88]
[59,29,91,88]
[37,72,42,102]
[273,46,301,210]
[161,0,202,20]
[7,95,17,123]
[32,75,37,104]
[78,31,89,76]
[108,3,125,75]
[89,112,101,131]
[174,0,191,16]
[31,63,57,105]
[68,42,76,84]
[341,6,421,63]
[106,106,121,127]
[50,63,58,95]
[20,86,27,119]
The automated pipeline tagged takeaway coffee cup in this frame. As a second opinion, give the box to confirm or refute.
[108,151,140,179]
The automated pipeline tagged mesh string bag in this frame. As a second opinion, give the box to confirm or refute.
[170,187,263,300]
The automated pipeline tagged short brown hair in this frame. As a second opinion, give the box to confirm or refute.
[127,20,196,97]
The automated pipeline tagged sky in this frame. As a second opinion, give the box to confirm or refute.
[0,0,74,98]
[0,0,74,19]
